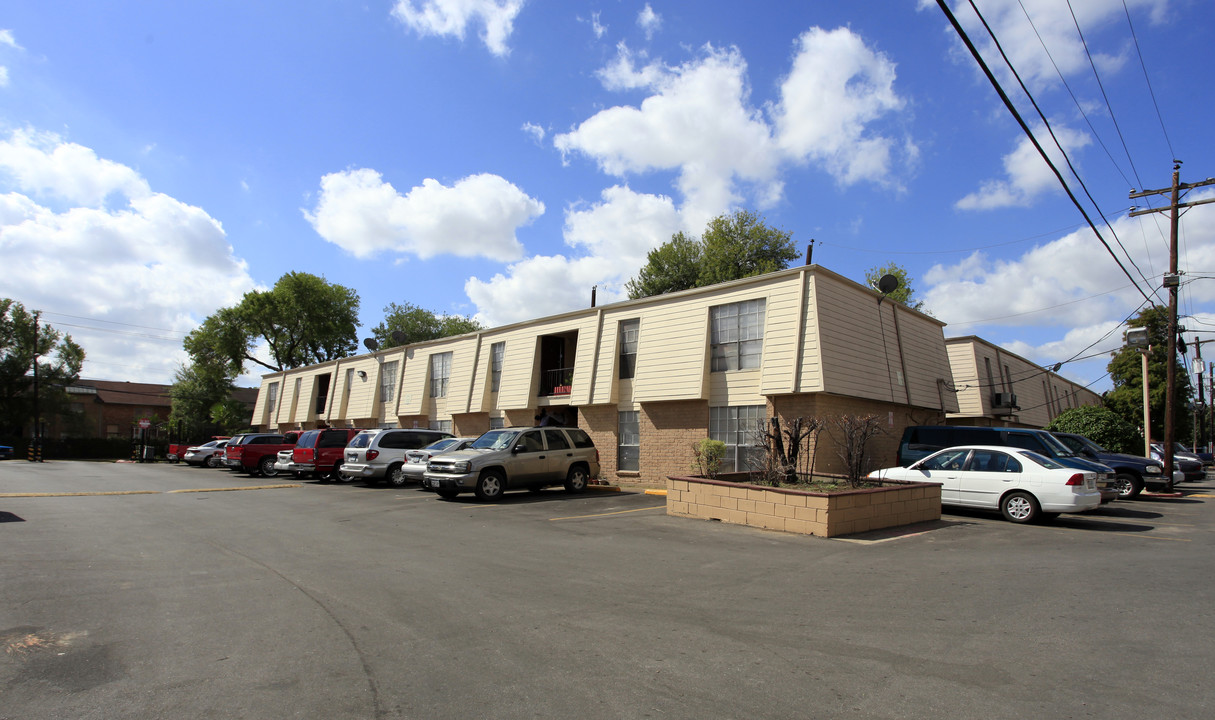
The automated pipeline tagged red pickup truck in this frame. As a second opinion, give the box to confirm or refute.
[223,431,300,477]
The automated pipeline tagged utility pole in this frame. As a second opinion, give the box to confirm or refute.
[1130,165,1215,491]
[30,311,42,463]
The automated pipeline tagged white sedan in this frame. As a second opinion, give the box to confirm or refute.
[397,437,477,487]
[183,440,229,468]
[869,445,1102,523]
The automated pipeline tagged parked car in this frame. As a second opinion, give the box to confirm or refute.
[182,439,230,468]
[340,428,455,485]
[423,426,600,501]
[1149,443,1205,483]
[870,445,1102,523]
[223,432,300,477]
[401,437,476,487]
[1050,432,1166,500]
[292,428,365,482]
[897,425,1116,500]
[0,444,13,460]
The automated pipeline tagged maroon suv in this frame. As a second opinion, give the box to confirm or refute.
[292,428,365,482]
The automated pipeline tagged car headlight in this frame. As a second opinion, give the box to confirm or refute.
[452,461,472,473]
[1145,465,1162,474]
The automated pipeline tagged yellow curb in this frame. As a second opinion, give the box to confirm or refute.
[168,484,301,493]
[0,491,161,498]
[644,489,668,496]
[587,484,622,493]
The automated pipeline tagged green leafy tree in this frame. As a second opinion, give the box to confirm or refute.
[210,397,252,435]
[1103,305,1192,442]
[370,302,483,350]
[185,272,360,375]
[169,360,235,439]
[625,232,703,299]
[626,210,798,300]
[864,262,926,311]
[0,299,86,436]
[1044,405,1140,455]
[698,210,799,287]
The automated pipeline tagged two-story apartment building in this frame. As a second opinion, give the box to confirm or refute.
[253,265,963,482]
[945,336,1101,426]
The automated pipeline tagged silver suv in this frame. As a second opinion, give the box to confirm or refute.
[340,429,454,485]
[423,426,600,501]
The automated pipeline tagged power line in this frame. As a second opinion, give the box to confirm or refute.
[935,0,1155,305]
[966,0,1161,304]
[1123,0,1176,160]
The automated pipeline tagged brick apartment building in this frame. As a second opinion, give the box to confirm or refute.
[252,265,1097,484]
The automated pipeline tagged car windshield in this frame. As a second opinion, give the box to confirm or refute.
[1038,432,1076,457]
[347,432,374,449]
[471,429,519,450]
[424,438,459,452]
[1018,450,1065,469]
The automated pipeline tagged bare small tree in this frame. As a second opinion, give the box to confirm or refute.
[750,416,824,486]
[827,414,885,487]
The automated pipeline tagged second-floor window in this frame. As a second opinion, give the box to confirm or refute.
[430,352,452,398]
[265,382,279,420]
[619,319,639,379]
[710,299,765,372]
[380,361,398,404]
[490,342,505,392]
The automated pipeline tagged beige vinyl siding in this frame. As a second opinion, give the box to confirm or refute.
[798,278,826,393]
[812,273,905,403]
[440,337,478,413]
[757,270,805,396]
[253,376,282,427]
[568,315,602,406]
[494,327,542,409]
[894,307,957,411]
[946,343,984,416]
[708,370,764,406]
[338,358,381,420]
[590,313,623,406]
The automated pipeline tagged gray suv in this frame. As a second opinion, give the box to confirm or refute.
[423,426,600,501]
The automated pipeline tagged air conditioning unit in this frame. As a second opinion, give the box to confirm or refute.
[992,392,1018,409]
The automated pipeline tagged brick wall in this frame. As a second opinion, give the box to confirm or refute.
[640,400,708,484]
[452,413,490,438]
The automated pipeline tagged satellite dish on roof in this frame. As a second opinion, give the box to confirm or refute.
[391,330,407,345]
[363,337,379,352]
[877,274,900,295]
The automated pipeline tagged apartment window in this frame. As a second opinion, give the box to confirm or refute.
[618,410,640,471]
[710,299,765,372]
[489,416,505,429]
[619,319,639,379]
[429,420,453,433]
[265,382,279,420]
[380,361,398,404]
[490,342,505,392]
[430,352,452,398]
[709,405,765,472]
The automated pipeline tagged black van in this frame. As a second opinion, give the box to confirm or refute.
[897,425,1117,501]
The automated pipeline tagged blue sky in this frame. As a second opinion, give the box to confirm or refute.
[1,0,1213,392]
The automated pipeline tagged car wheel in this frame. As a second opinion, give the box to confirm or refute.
[1113,473,1142,500]
[258,457,278,478]
[436,488,459,500]
[386,463,407,487]
[475,470,505,502]
[204,455,218,468]
[1000,491,1040,523]
[564,465,589,493]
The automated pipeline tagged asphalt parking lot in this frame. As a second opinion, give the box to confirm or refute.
[3,460,1215,719]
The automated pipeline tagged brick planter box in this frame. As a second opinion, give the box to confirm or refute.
[666,475,941,538]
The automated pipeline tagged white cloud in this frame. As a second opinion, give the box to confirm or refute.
[465,186,681,327]
[0,129,255,384]
[771,27,911,186]
[0,128,151,207]
[637,4,662,40]
[923,197,1215,336]
[0,29,18,48]
[521,121,546,143]
[591,12,607,39]
[475,28,913,326]
[556,43,782,232]
[956,124,1091,210]
[304,167,544,262]
[942,0,1168,92]
[391,0,525,57]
